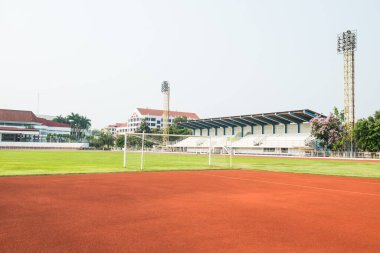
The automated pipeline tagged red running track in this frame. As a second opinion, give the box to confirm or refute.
[1,170,380,253]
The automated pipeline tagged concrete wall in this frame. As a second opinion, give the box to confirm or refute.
[263,125,272,134]
[287,124,298,134]
[254,126,264,135]
[0,142,89,149]
[243,126,251,136]
[301,123,311,133]
[276,124,285,134]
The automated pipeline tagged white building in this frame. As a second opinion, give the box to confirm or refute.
[105,123,129,137]
[127,108,199,133]
[34,117,71,140]
[0,109,71,142]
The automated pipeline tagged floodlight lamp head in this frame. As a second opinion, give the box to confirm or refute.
[337,29,357,54]
[161,81,170,93]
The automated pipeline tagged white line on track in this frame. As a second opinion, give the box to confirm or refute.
[188,171,380,197]
[240,170,380,186]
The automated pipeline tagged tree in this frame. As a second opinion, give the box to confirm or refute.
[310,113,346,151]
[87,129,101,149]
[79,116,91,139]
[53,115,69,124]
[57,113,92,141]
[172,116,188,126]
[87,130,114,149]
[331,107,352,151]
[115,135,126,148]
[79,116,91,131]
[66,113,81,140]
[99,131,114,149]
[137,119,151,133]
[115,134,153,149]
[170,116,192,136]
[333,106,345,122]
[354,110,380,152]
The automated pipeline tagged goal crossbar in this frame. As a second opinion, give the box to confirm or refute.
[122,132,213,170]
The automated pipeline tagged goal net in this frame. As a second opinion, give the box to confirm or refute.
[122,133,233,171]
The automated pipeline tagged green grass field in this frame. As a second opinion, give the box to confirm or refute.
[0,150,379,178]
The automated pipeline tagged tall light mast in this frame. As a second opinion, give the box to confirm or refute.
[337,30,357,129]
[161,81,170,146]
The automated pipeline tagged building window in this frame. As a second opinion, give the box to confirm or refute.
[264,148,275,153]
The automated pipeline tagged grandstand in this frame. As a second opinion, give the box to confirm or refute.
[175,109,323,156]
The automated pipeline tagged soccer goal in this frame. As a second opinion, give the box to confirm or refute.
[122,132,234,171]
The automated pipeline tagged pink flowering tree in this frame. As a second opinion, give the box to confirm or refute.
[310,113,346,150]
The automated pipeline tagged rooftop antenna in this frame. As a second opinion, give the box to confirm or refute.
[37,92,40,114]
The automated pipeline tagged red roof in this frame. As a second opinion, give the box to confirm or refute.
[115,123,128,127]
[0,109,70,128]
[0,109,39,123]
[36,117,71,128]
[108,123,128,128]
[137,108,199,120]
[0,126,38,132]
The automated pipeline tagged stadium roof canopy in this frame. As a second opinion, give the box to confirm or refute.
[179,109,324,130]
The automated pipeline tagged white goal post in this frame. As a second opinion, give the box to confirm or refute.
[122,132,234,170]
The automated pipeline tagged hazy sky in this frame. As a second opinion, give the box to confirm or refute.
[1,0,379,128]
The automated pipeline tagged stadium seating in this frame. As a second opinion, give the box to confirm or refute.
[172,133,312,149]
[170,137,207,147]
[199,136,230,148]
[232,134,310,148]
[260,133,310,148]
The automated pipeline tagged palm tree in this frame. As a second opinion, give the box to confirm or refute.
[53,115,68,124]
[67,113,82,140]
[57,113,92,141]
[79,116,91,140]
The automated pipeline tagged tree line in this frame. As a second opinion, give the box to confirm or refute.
[311,108,380,152]
[88,116,192,149]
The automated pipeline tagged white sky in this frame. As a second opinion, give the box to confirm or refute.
[1,0,379,128]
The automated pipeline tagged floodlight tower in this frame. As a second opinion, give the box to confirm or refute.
[337,30,357,129]
[161,81,170,146]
